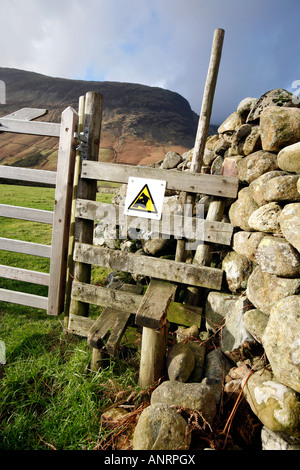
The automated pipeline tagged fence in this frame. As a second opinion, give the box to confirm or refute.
[0,106,78,316]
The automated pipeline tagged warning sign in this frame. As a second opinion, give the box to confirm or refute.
[124,177,166,220]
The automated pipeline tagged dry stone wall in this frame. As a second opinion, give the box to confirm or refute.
[98,89,300,450]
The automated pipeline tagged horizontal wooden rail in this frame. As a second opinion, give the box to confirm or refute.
[0,117,61,137]
[0,204,54,224]
[71,279,142,311]
[0,165,57,185]
[76,198,234,246]
[81,161,239,199]
[71,280,203,327]
[0,237,51,258]
[0,265,50,286]
[73,242,223,290]
[0,288,48,310]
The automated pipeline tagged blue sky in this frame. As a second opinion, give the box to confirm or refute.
[1,0,300,124]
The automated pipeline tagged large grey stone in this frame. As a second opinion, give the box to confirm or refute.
[204,291,240,332]
[261,427,300,450]
[243,125,261,156]
[161,151,182,169]
[256,236,300,277]
[237,97,259,119]
[264,174,300,203]
[166,343,195,382]
[229,187,259,231]
[277,142,300,173]
[279,203,300,252]
[232,230,265,262]
[242,369,300,437]
[133,403,190,450]
[248,202,282,233]
[262,295,300,394]
[249,170,288,206]
[243,308,269,344]
[247,89,299,123]
[260,106,300,152]
[220,296,255,362]
[151,380,216,425]
[246,266,300,315]
[237,150,279,184]
[218,111,243,134]
[222,251,253,293]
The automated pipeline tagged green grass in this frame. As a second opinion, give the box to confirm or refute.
[0,183,143,450]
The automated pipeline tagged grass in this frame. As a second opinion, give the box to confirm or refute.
[0,183,144,450]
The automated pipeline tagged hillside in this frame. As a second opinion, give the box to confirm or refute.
[0,68,217,169]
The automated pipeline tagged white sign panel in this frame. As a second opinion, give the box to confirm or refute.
[124,177,166,220]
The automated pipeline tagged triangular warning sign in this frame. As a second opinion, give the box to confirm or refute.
[127,184,158,214]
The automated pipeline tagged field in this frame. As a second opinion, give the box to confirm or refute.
[0,184,144,450]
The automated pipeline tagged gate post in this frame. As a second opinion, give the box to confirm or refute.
[69,91,103,318]
[47,107,78,316]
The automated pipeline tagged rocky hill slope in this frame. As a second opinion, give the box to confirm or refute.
[0,68,216,170]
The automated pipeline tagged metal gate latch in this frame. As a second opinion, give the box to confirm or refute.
[74,127,89,160]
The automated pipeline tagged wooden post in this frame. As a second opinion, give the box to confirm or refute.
[139,325,168,388]
[191,28,225,173]
[69,91,103,317]
[47,106,78,316]
[64,95,86,323]
[175,28,225,265]
[187,28,226,305]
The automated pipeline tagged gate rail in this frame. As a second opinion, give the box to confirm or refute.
[0,106,78,315]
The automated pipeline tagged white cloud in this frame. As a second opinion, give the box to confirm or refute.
[1,0,299,123]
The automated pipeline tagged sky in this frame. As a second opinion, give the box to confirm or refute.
[1,0,300,124]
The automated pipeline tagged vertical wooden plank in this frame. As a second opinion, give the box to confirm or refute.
[69,91,103,317]
[47,107,78,316]
[64,95,86,322]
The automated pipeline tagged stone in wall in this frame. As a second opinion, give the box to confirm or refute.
[260,107,300,152]
[246,89,299,123]
[279,203,300,252]
[246,266,300,315]
[133,403,191,450]
[222,250,253,293]
[166,342,195,382]
[248,202,282,233]
[243,125,261,156]
[249,170,288,206]
[262,295,300,394]
[277,142,300,173]
[204,291,240,332]
[255,236,300,278]
[264,174,300,203]
[242,368,300,437]
[243,308,269,344]
[232,230,265,262]
[220,296,257,362]
[237,150,279,184]
[150,380,217,425]
[228,187,259,231]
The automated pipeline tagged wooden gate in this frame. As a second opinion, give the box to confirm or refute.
[0,106,78,316]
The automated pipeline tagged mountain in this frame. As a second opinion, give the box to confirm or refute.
[0,68,217,170]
